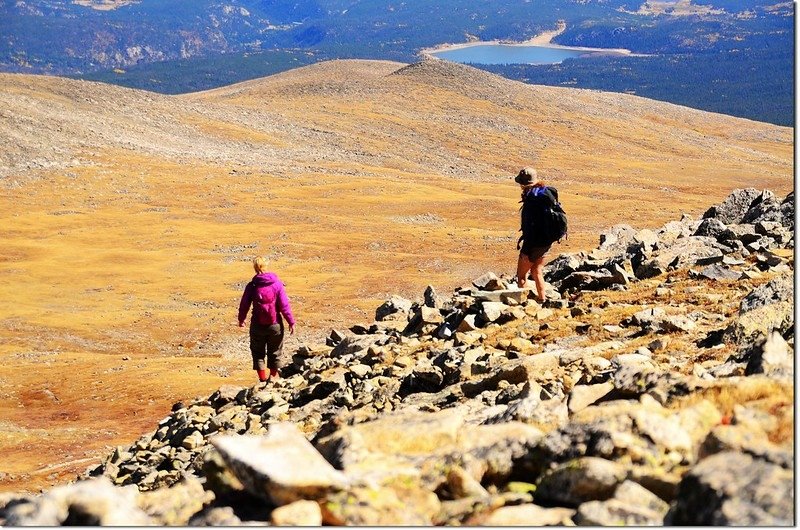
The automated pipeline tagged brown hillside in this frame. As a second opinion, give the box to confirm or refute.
[0,58,792,493]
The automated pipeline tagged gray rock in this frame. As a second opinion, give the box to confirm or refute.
[666,451,793,525]
[743,331,793,379]
[634,236,725,279]
[188,506,243,526]
[613,479,669,514]
[209,385,246,409]
[699,424,791,468]
[718,223,760,244]
[694,218,727,239]
[423,285,441,308]
[326,328,347,346]
[270,500,323,526]
[728,273,793,348]
[740,272,793,313]
[560,270,623,292]
[485,394,569,431]
[349,363,372,378]
[375,295,412,321]
[330,334,384,357]
[461,352,560,397]
[480,301,507,323]
[482,504,575,526]
[631,307,666,326]
[317,406,543,486]
[535,457,626,507]
[472,272,505,291]
[575,499,663,526]
[598,224,638,250]
[611,353,656,370]
[695,264,740,281]
[210,424,348,506]
[568,382,614,413]
[399,362,445,395]
[418,305,444,324]
[3,478,151,526]
[181,430,205,450]
[544,253,585,283]
[321,483,440,525]
[658,217,697,243]
[703,188,763,224]
[742,191,782,224]
[633,228,660,251]
[779,192,794,229]
[138,475,214,525]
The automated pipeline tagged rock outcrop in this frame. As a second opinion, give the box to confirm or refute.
[1,189,793,526]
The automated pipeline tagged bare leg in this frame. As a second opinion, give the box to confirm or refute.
[516,253,533,288]
[531,254,547,302]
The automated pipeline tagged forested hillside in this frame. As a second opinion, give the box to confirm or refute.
[1,0,793,124]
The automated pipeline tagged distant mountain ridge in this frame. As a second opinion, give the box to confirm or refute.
[1,0,793,125]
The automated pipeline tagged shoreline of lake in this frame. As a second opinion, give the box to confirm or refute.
[419,21,636,60]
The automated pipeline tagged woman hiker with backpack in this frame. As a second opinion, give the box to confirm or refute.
[514,167,568,303]
[238,256,296,385]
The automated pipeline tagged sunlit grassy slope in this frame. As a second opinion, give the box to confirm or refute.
[0,59,792,492]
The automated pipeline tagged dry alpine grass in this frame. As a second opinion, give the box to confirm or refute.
[0,59,793,492]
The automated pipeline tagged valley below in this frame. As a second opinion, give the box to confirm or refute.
[0,58,793,498]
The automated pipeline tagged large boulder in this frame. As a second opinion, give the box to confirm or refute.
[666,451,793,525]
[742,190,782,225]
[316,406,543,486]
[210,424,349,506]
[703,188,763,224]
[727,272,793,348]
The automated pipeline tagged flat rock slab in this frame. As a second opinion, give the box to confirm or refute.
[211,423,348,506]
[695,264,740,281]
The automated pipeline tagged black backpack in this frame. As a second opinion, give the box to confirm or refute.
[518,186,568,248]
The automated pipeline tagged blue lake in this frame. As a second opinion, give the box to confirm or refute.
[430,44,591,65]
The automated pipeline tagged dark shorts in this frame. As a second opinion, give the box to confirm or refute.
[249,321,284,371]
[520,240,552,261]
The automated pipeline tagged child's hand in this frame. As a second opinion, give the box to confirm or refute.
[289,324,296,334]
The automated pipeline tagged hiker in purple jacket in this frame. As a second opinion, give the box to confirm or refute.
[238,256,296,384]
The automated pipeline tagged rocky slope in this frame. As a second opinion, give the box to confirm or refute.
[1,188,793,526]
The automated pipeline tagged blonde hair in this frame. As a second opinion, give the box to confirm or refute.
[253,256,268,274]
[521,178,544,192]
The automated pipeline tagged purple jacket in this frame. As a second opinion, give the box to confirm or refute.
[238,273,296,327]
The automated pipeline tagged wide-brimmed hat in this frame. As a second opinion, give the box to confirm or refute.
[513,167,540,185]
